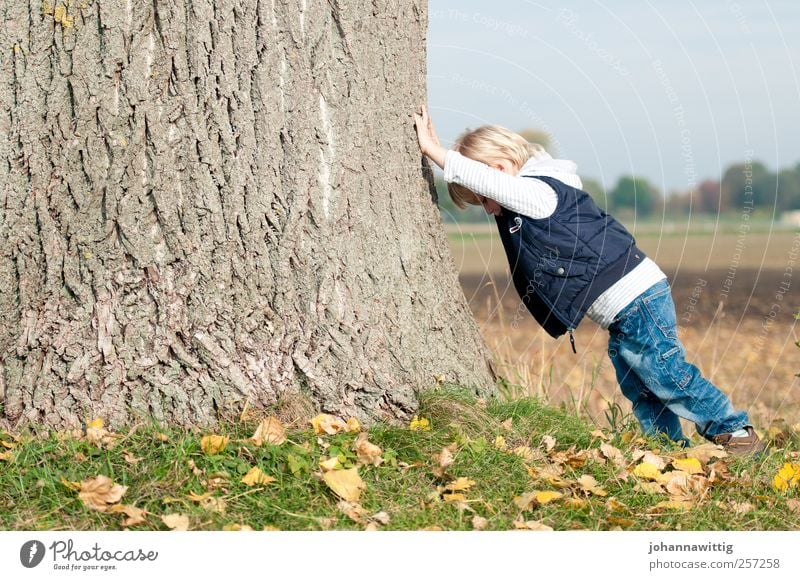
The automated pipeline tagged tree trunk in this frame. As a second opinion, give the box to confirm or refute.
[0,0,496,430]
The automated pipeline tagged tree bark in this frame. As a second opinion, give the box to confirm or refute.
[0,0,496,430]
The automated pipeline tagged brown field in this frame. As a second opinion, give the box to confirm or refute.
[447,225,800,436]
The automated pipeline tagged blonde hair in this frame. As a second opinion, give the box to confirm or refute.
[448,125,547,209]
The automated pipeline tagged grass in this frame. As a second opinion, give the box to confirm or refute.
[1,385,799,531]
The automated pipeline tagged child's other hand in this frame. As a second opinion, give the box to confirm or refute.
[413,104,441,155]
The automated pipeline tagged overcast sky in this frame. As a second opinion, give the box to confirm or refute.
[427,0,800,193]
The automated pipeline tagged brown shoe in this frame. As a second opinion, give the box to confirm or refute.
[711,426,766,457]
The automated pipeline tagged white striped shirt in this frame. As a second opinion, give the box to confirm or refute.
[443,149,667,329]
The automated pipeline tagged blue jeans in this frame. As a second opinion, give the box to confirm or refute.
[606,278,749,446]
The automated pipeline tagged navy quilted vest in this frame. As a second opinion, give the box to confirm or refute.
[494,175,646,352]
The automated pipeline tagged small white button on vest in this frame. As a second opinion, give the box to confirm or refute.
[557,267,565,274]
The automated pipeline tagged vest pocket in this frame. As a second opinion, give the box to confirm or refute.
[538,259,587,278]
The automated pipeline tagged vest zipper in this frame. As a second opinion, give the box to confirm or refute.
[568,328,577,354]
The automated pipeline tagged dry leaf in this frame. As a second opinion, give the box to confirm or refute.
[442,492,466,502]
[606,497,628,512]
[323,467,365,502]
[84,418,122,450]
[222,523,254,531]
[337,500,367,523]
[433,442,457,477]
[472,515,488,530]
[500,418,513,431]
[346,417,361,433]
[123,452,143,465]
[541,435,556,452]
[513,516,553,531]
[370,511,390,525]
[0,450,12,461]
[591,429,610,441]
[162,513,190,531]
[600,443,627,469]
[310,413,348,435]
[648,500,693,513]
[730,501,754,514]
[250,417,286,446]
[200,496,227,514]
[154,432,170,442]
[513,446,535,462]
[672,457,704,475]
[773,463,800,492]
[241,466,276,487]
[200,434,229,456]
[494,435,507,451]
[60,477,81,491]
[786,499,800,514]
[641,451,667,471]
[319,456,341,471]
[684,443,728,464]
[445,477,476,492]
[577,475,607,497]
[108,504,147,527]
[187,491,213,502]
[78,475,127,512]
[354,433,383,466]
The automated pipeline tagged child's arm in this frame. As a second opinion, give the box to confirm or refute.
[414,105,560,219]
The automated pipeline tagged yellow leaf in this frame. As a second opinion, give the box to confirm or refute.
[772,463,800,492]
[319,456,341,471]
[187,491,212,502]
[87,417,104,430]
[310,413,348,435]
[684,443,728,463]
[577,475,607,497]
[0,450,12,461]
[409,415,431,431]
[494,435,507,451]
[442,492,466,502]
[78,475,127,512]
[249,417,286,446]
[60,477,81,491]
[513,446,534,462]
[648,500,693,513]
[672,457,704,475]
[354,433,383,466]
[162,513,190,531]
[154,432,170,442]
[445,477,476,492]
[241,466,276,487]
[534,491,563,505]
[322,467,365,502]
[200,434,229,456]
[633,462,663,481]
[222,523,254,531]
[346,417,361,432]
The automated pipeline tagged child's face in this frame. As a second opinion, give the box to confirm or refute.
[479,196,502,216]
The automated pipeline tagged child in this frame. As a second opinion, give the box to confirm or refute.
[414,104,765,456]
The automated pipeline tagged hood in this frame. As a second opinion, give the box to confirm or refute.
[517,151,578,176]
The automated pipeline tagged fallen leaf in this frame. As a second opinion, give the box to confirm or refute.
[154,432,170,442]
[60,477,81,491]
[346,417,361,432]
[84,418,122,450]
[442,493,466,502]
[730,501,754,514]
[641,451,667,471]
[199,496,227,514]
[513,446,535,462]
[541,435,556,452]
[370,511,391,525]
[472,515,488,530]
[607,516,635,527]
[0,450,12,461]
[78,475,127,512]
[672,457,704,475]
[591,429,610,441]
[633,481,666,494]
[433,442,457,477]
[354,433,383,466]
[123,452,143,465]
[600,443,628,469]
[222,523,253,531]
[187,491,213,502]
[563,497,589,508]
[337,500,367,523]
[108,504,147,527]
[310,413,348,435]
[786,499,800,514]
[319,456,341,471]
[409,416,431,431]
[494,435,507,451]
[648,500,693,513]
[513,516,553,531]
[772,463,800,492]
[500,418,513,431]
[241,466,276,487]
[323,467,365,502]
[684,443,728,464]
[514,490,563,510]
[633,462,663,481]
[249,417,286,446]
[445,477,476,492]
[605,497,629,512]
[162,513,190,531]
[200,434,229,456]
[577,474,608,497]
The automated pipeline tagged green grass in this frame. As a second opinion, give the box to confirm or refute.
[1,386,799,531]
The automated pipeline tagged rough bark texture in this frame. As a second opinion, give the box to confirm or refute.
[0,0,496,430]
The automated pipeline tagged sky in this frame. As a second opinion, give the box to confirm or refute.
[426,0,800,193]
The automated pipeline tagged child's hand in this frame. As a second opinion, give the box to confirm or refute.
[413,104,441,156]
[414,104,446,169]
